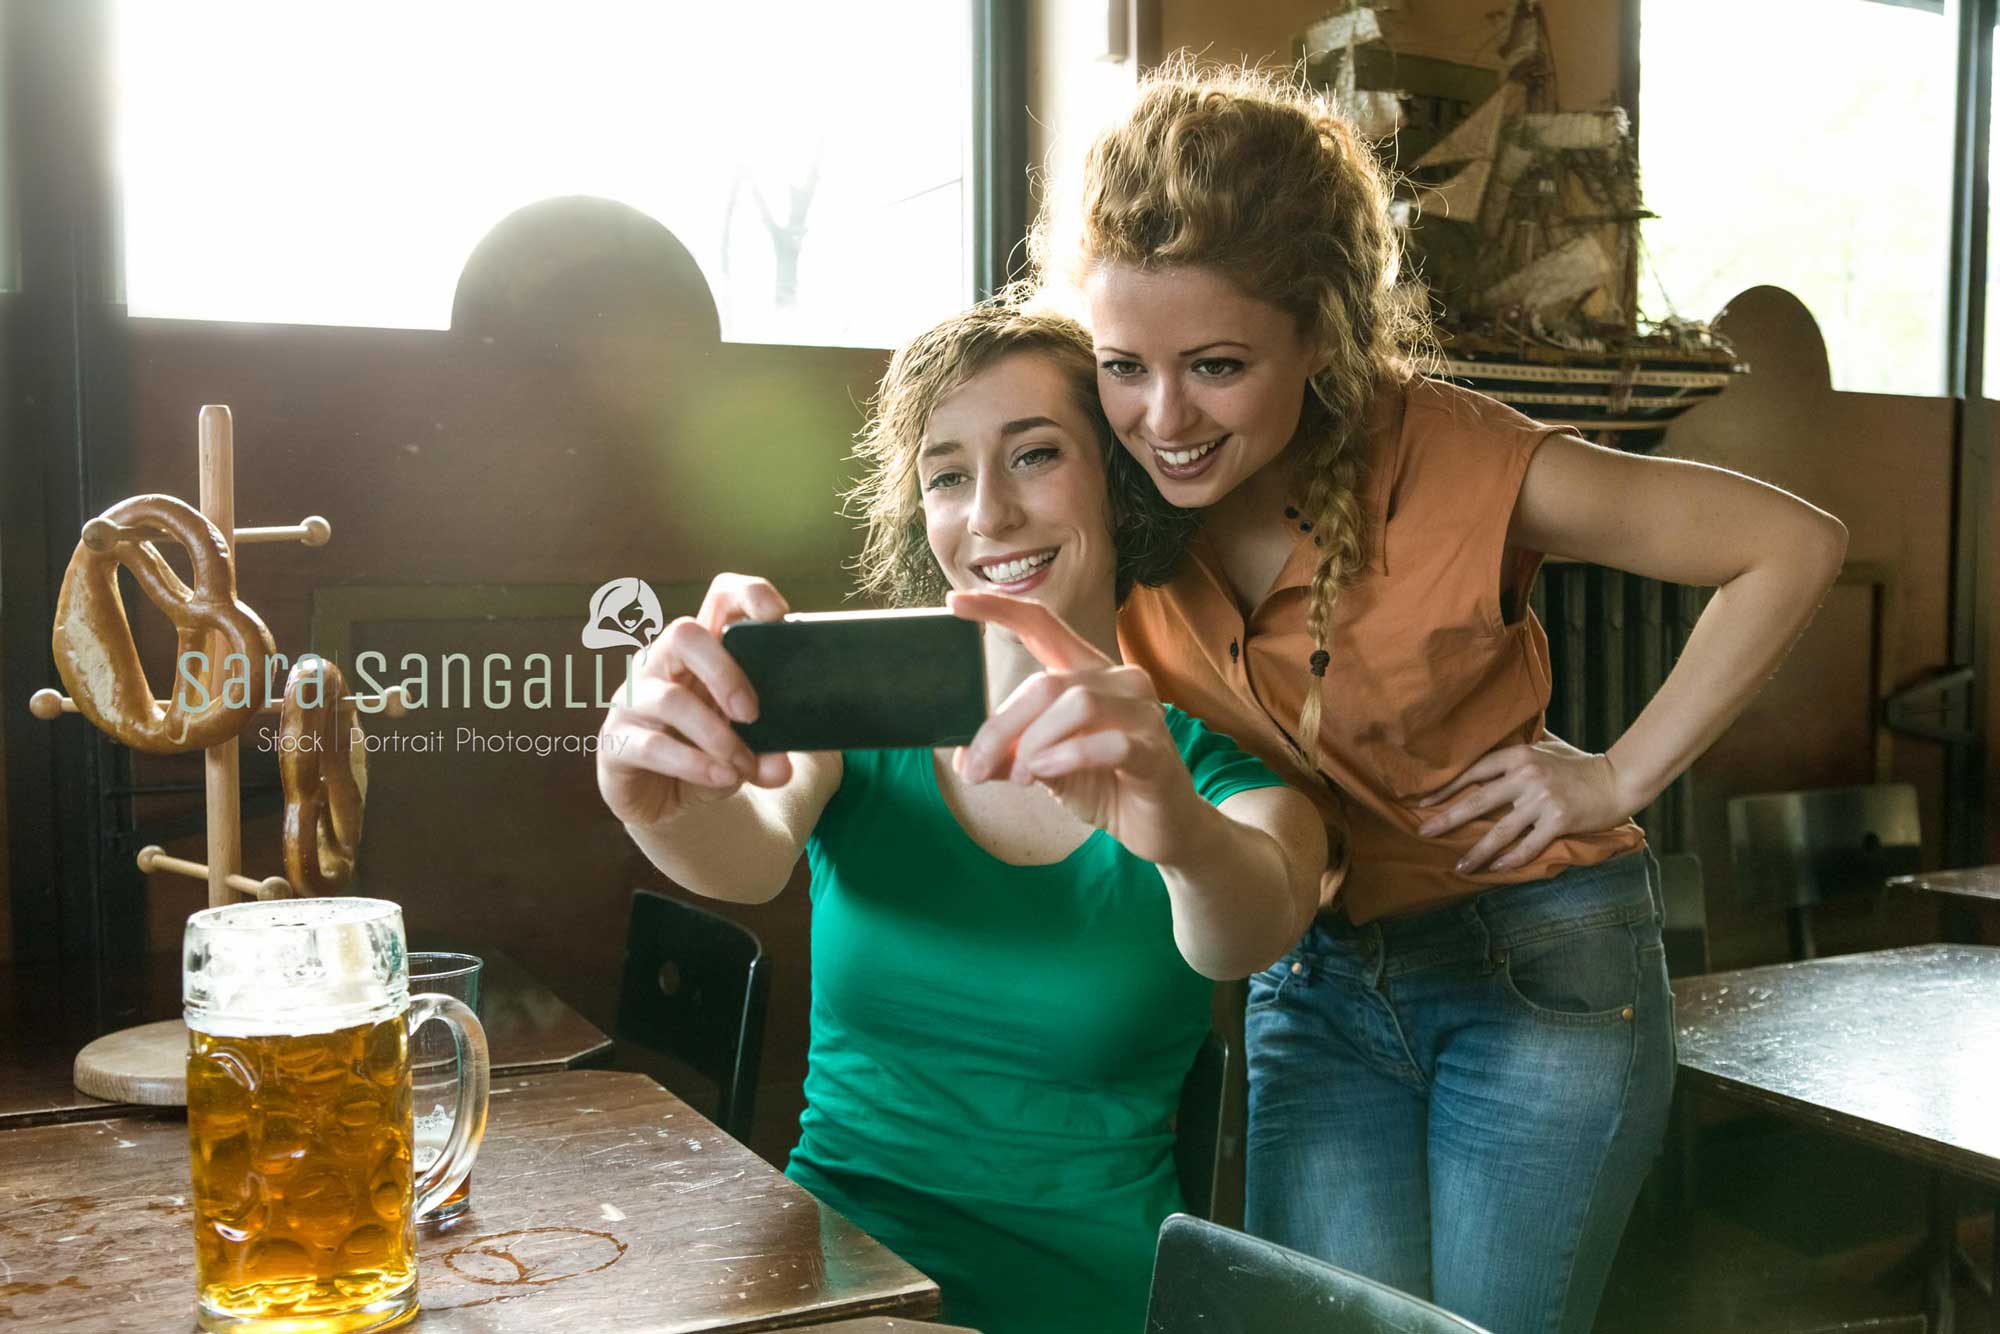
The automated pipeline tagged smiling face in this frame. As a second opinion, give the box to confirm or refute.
[1084,263,1320,510]
[918,352,1118,639]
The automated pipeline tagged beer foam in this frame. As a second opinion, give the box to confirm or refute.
[184,897,408,1037]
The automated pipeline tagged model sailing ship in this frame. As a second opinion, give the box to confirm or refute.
[1303,0,1743,452]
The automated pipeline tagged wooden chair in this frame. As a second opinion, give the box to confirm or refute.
[1172,1032,1228,1221]
[615,888,769,1143]
[1144,1213,1494,1333]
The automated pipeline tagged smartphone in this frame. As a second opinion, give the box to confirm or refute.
[722,608,987,753]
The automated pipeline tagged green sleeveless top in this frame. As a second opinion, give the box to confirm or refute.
[787,706,1285,1334]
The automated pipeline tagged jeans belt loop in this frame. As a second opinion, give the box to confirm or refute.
[1366,922,1387,990]
[1472,900,1501,971]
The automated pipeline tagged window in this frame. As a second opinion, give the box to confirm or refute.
[1639,0,1955,395]
[114,1,972,349]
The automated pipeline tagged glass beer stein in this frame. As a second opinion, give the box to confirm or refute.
[183,898,490,1333]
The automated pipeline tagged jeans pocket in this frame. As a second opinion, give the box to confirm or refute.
[1496,921,1644,1028]
[1247,957,1302,1012]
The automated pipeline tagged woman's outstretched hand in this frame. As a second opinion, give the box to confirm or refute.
[596,573,796,828]
[948,590,1203,865]
[1414,736,1634,873]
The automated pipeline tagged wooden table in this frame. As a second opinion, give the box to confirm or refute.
[1674,944,2000,1332]
[0,949,611,1130]
[0,1069,940,1331]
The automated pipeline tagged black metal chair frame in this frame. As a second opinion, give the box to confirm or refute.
[1146,1212,1494,1333]
[614,887,769,1143]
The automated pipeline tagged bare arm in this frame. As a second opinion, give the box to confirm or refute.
[598,573,841,901]
[621,752,842,903]
[1156,785,1325,980]
[1419,435,1847,870]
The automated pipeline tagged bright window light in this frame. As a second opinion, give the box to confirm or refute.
[1639,0,1954,395]
[114,1,971,349]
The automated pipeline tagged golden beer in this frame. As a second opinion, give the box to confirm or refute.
[184,897,488,1334]
[188,1018,417,1330]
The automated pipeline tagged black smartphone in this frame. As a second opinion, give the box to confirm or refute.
[722,609,987,753]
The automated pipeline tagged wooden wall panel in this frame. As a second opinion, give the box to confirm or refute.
[1658,286,1954,967]
[89,197,887,1164]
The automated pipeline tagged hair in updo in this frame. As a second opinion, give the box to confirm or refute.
[845,299,1199,608]
[1032,54,1433,770]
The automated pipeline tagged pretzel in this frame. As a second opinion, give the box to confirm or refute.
[280,655,367,896]
[52,495,275,755]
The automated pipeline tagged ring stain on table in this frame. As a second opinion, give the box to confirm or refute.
[426,1225,629,1309]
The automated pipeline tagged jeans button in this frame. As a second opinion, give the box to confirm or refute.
[1290,961,1304,975]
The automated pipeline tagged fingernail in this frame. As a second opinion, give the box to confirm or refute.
[1454,859,1472,873]
[709,764,736,785]
[730,692,756,722]
[1418,821,1438,837]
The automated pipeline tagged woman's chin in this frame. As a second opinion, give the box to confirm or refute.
[1152,467,1231,509]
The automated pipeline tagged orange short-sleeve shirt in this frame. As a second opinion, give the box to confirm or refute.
[1118,376,1645,925]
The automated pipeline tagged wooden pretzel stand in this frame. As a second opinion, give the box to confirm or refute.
[30,405,405,1106]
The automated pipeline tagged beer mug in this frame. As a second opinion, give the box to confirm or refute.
[183,898,490,1333]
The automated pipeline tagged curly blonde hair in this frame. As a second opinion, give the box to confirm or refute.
[1033,56,1433,769]
[846,300,1199,608]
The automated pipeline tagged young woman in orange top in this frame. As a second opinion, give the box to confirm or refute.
[1025,60,1847,1334]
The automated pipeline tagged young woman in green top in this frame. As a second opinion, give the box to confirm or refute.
[597,303,1325,1333]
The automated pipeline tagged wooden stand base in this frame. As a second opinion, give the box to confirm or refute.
[73,1019,188,1106]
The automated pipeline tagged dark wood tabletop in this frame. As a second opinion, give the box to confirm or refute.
[0,1068,939,1331]
[1672,944,2000,1188]
[788,1322,977,1333]
[1887,865,2000,903]
[0,948,611,1130]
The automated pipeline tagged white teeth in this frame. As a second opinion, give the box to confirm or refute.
[1159,439,1222,467]
[978,551,1056,583]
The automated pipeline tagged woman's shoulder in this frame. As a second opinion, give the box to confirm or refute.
[1158,702,1211,752]
[1159,705,1289,801]
[1158,704,1242,770]
[1370,375,1573,503]
[1395,375,1571,451]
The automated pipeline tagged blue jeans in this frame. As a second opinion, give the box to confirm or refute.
[1244,850,1676,1334]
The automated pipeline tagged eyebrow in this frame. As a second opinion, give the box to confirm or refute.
[1096,341,1251,358]
[920,416,1064,459]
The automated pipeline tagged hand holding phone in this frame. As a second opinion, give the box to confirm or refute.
[948,590,1207,867]
[596,573,795,828]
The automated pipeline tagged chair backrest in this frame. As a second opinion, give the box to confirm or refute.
[1172,1032,1229,1221]
[1146,1214,1495,1333]
[1657,851,1709,978]
[1726,783,1922,911]
[615,888,769,1142]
